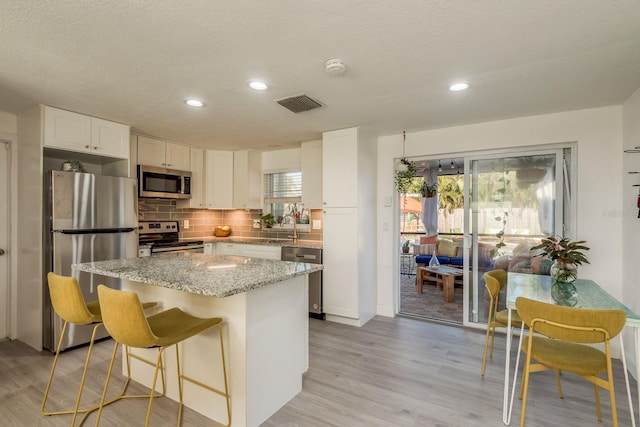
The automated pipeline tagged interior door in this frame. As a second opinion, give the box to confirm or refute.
[0,141,8,339]
[463,150,565,325]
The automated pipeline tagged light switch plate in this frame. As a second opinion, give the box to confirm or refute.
[312,220,322,230]
[183,219,189,229]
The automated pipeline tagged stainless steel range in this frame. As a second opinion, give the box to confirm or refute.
[138,220,204,256]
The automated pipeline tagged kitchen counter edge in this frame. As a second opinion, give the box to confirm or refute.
[73,253,323,298]
[182,236,323,249]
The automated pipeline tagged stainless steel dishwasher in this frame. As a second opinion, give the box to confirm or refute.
[281,246,324,320]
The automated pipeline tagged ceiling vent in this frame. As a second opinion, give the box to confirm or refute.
[275,94,323,113]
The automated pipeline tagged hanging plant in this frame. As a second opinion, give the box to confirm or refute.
[394,158,416,194]
[419,181,438,198]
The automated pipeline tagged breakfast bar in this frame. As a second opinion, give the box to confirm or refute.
[74,252,322,427]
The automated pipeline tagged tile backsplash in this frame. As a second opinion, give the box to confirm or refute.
[138,199,323,241]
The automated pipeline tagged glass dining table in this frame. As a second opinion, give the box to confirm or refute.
[502,273,640,425]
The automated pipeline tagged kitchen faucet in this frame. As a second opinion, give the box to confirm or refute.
[281,214,298,242]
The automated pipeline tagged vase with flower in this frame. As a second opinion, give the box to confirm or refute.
[531,236,589,305]
[531,236,590,284]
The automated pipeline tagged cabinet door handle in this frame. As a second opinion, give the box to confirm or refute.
[0,249,5,255]
[166,163,171,167]
[93,146,98,150]
[85,145,90,149]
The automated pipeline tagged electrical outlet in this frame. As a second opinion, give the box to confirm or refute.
[253,219,261,229]
[184,219,189,229]
[312,220,321,230]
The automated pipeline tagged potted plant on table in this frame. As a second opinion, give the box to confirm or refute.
[531,236,590,284]
[402,240,411,254]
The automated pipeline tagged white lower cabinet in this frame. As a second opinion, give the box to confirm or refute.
[216,243,242,256]
[213,242,280,260]
[320,127,376,327]
[322,208,359,319]
[203,242,215,255]
[241,245,280,260]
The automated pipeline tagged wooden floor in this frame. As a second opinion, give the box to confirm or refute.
[1,316,636,426]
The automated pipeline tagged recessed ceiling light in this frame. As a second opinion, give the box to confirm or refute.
[249,80,268,91]
[185,99,204,107]
[449,82,469,92]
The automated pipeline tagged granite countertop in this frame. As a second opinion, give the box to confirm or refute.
[182,236,323,249]
[73,252,323,298]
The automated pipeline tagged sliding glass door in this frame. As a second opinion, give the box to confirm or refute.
[463,149,570,325]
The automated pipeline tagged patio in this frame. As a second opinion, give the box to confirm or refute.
[399,271,463,324]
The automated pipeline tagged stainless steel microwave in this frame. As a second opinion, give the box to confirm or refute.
[137,165,192,199]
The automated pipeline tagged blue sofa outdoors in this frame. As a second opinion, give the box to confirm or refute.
[413,237,552,282]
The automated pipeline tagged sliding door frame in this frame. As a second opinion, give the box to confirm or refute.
[462,146,570,326]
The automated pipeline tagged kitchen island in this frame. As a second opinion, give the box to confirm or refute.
[74,252,322,427]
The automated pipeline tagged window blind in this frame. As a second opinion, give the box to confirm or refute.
[264,171,302,203]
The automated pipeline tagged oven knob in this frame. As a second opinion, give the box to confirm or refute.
[138,226,143,230]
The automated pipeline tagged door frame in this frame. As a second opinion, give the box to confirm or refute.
[462,146,571,326]
[0,135,15,340]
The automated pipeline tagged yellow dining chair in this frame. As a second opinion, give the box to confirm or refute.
[481,269,523,376]
[43,273,157,426]
[95,285,231,427]
[515,297,626,427]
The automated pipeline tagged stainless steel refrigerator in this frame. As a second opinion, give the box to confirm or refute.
[43,170,138,351]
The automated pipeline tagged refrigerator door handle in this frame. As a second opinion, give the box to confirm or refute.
[57,228,136,235]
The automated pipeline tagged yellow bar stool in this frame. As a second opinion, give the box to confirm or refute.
[95,285,231,427]
[43,272,157,426]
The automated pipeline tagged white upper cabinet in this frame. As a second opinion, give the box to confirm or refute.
[137,135,190,170]
[44,106,129,159]
[301,140,323,208]
[322,127,359,207]
[178,147,206,209]
[205,150,234,209]
[165,142,190,170]
[178,148,234,209]
[90,117,130,158]
[233,150,262,209]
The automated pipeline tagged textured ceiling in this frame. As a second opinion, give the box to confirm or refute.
[2,0,640,150]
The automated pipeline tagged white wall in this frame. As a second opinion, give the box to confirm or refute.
[0,111,17,135]
[622,88,640,372]
[377,106,624,317]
